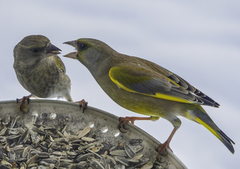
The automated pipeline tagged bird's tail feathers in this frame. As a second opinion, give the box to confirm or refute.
[188,107,235,154]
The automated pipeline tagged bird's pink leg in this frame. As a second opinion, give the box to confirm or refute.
[118,116,152,132]
[155,127,178,157]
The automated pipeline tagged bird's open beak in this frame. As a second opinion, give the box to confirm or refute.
[63,52,78,59]
[63,40,77,48]
[63,40,78,59]
[46,43,61,54]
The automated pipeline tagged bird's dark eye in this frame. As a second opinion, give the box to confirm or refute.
[32,48,42,53]
[78,43,87,50]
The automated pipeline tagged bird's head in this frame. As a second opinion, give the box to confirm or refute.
[64,38,116,73]
[14,35,61,63]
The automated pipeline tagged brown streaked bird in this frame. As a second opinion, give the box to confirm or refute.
[14,35,87,111]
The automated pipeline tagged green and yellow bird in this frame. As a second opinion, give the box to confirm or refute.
[14,35,87,110]
[63,38,234,155]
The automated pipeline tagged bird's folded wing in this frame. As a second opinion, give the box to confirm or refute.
[109,65,219,107]
[53,55,66,73]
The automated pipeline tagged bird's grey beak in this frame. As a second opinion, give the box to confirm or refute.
[46,43,61,54]
[63,40,77,48]
[63,52,78,59]
[63,40,78,59]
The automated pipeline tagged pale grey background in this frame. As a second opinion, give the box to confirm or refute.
[0,0,239,168]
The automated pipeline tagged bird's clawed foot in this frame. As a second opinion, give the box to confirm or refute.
[118,117,131,133]
[155,127,178,158]
[118,116,152,133]
[75,99,88,113]
[16,94,32,112]
[155,141,173,158]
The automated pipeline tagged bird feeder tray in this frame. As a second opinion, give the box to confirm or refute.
[0,100,187,169]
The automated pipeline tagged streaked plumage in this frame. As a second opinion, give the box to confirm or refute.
[14,35,73,108]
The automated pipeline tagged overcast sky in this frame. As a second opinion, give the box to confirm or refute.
[0,0,239,168]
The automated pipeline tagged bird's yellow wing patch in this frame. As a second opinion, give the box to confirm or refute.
[109,66,195,104]
[154,93,194,103]
[55,56,66,73]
